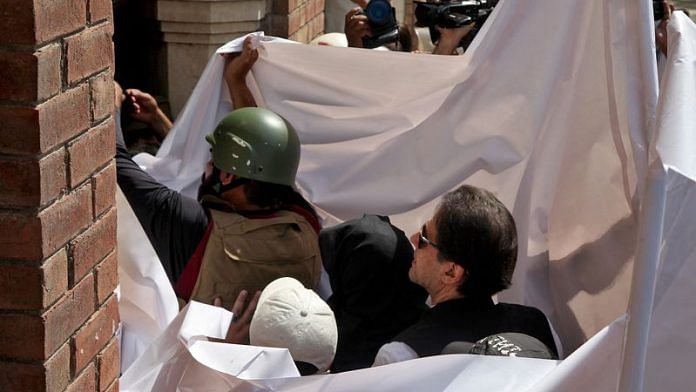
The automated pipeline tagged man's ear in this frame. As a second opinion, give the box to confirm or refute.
[442,262,465,286]
[219,171,235,186]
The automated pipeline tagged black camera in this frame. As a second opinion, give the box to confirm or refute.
[414,0,498,47]
[362,0,400,49]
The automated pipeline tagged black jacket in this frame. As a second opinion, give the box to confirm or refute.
[393,296,558,358]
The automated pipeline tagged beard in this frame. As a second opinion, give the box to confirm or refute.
[197,171,221,202]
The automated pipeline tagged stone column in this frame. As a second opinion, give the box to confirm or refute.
[157,0,325,116]
[0,0,119,391]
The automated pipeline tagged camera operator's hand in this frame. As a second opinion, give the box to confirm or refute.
[655,0,674,56]
[432,24,475,55]
[345,7,372,48]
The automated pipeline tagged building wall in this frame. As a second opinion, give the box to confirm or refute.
[0,0,119,391]
[158,0,326,115]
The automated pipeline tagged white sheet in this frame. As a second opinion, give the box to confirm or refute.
[116,2,696,392]
[133,0,655,352]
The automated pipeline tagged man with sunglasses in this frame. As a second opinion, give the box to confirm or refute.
[372,185,558,366]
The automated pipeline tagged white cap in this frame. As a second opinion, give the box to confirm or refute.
[309,32,348,47]
[250,277,338,373]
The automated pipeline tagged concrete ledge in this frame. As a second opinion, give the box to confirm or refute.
[158,0,266,23]
[160,20,260,35]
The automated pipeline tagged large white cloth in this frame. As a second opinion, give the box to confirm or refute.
[116,189,179,372]
[133,0,655,352]
[116,2,696,392]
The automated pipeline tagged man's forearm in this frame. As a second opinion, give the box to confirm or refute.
[115,111,208,281]
[229,80,257,109]
[151,108,173,140]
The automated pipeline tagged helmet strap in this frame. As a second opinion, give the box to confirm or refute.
[199,167,250,202]
[217,176,250,195]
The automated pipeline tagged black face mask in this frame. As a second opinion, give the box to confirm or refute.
[197,167,250,202]
[197,167,223,202]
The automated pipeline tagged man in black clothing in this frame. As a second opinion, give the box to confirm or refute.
[372,185,557,366]
[319,215,428,372]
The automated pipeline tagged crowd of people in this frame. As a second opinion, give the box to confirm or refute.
[114,0,685,377]
[115,32,558,376]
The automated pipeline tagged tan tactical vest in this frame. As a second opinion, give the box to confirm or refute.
[189,208,321,307]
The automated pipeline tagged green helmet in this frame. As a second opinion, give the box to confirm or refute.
[205,107,301,187]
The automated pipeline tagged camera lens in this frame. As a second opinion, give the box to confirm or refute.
[366,0,392,24]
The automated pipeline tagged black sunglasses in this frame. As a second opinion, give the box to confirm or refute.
[418,224,441,250]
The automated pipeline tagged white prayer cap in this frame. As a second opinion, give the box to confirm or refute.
[250,277,338,373]
[309,32,348,47]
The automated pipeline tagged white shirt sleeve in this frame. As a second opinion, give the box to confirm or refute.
[371,342,419,367]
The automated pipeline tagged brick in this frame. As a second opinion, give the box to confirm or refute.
[65,24,114,85]
[289,10,301,36]
[308,13,325,41]
[0,360,45,390]
[0,158,41,207]
[70,209,116,284]
[0,0,86,46]
[97,337,119,391]
[0,44,61,103]
[39,148,68,206]
[0,0,36,46]
[89,0,113,23]
[92,162,115,218]
[66,363,96,392]
[42,249,70,307]
[68,119,115,188]
[95,252,118,304]
[0,184,90,261]
[41,184,93,260]
[0,343,70,392]
[0,106,40,155]
[0,211,43,261]
[0,275,92,361]
[0,313,45,360]
[90,72,114,122]
[72,296,118,374]
[0,263,42,310]
[67,128,114,188]
[45,343,72,392]
[0,84,89,155]
[0,249,67,310]
[35,0,87,44]
[0,148,66,208]
[103,379,118,392]
[44,273,96,357]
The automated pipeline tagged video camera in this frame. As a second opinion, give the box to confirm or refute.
[361,0,400,49]
[414,0,499,48]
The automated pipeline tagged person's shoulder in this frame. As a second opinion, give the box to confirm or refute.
[372,341,419,367]
[495,302,549,322]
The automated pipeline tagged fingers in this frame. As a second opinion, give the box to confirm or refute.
[351,0,369,8]
[213,297,222,307]
[345,6,363,22]
[242,291,261,322]
[230,290,248,317]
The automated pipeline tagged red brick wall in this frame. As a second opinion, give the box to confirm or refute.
[0,0,119,391]
[266,0,325,43]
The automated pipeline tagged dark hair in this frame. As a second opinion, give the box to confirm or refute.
[434,185,517,297]
[244,180,319,219]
